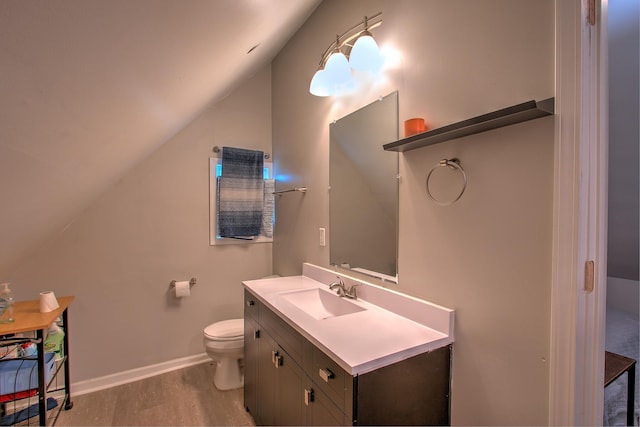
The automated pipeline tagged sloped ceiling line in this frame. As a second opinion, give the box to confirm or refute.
[0,0,321,277]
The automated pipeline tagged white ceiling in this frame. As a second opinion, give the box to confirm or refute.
[0,0,321,276]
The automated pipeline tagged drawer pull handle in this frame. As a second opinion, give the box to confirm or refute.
[319,368,335,382]
[246,300,255,307]
[304,388,314,405]
[254,329,260,340]
[272,350,283,368]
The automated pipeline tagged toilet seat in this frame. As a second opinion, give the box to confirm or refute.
[204,319,244,341]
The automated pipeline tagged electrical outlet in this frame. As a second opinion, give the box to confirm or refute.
[319,228,326,247]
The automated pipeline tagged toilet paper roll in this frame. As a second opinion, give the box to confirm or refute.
[174,281,191,298]
[39,291,59,313]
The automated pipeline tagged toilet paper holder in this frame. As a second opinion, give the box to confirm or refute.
[169,278,197,288]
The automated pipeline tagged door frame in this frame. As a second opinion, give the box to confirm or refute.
[550,0,608,425]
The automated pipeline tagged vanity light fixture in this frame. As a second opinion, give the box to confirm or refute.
[309,13,383,97]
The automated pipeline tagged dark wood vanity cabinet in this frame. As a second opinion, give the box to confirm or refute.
[245,290,311,425]
[244,289,451,426]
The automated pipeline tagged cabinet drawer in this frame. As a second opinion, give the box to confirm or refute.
[312,347,349,411]
[244,290,260,321]
[260,305,312,371]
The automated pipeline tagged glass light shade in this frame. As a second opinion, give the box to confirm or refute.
[309,69,331,96]
[324,51,353,88]
[349,33,384,73]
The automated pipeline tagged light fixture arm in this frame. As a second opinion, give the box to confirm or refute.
[316,12,382,67]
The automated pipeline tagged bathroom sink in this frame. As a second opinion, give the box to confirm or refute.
[276,288,366,320]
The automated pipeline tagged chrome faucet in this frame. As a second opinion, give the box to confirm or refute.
[329,277,361,299]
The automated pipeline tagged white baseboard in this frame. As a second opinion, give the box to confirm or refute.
[71,353,211,396]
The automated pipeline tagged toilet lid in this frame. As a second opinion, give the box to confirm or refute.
[204,319,244,340]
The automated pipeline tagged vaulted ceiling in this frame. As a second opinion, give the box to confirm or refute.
[0,0,321,276]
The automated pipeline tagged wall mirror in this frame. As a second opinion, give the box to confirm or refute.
[329,91,398,282]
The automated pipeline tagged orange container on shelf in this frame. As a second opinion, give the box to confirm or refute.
[404,118,427,137]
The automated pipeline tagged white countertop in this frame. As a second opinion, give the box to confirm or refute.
[243,264,454,375]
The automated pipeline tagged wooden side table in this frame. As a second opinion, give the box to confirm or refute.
[605,351,636,427]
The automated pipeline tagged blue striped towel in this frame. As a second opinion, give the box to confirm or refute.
[217,147,264,238]
[262,179,275,238]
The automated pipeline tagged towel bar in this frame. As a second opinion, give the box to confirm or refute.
[212,146,270,160]
[273,187,307,195]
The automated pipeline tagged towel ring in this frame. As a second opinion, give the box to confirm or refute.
[425,158,467,206]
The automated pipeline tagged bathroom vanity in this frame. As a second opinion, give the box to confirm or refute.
[242,264,454,426]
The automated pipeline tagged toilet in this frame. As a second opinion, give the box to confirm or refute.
[203,318,244,391]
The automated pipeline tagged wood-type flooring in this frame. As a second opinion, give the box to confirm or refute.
[54,362,255,426]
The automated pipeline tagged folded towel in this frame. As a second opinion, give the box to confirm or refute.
[222,146,264,179]
[262,179,275,238]
[217,147,264,238]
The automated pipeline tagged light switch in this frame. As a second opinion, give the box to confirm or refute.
[319,228,326,247]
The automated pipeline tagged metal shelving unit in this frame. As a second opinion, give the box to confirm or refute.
[0,296,74,426]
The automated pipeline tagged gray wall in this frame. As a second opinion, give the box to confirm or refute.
[608,0,640,281]
[272,0,554,425]
[9,67,274,382]
[3,1,565,423]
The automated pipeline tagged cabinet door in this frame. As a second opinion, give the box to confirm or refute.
[243,316,260,417]
[257,330,310,426]
[308,386,346,426]
[257,331,279,426]
[277,348,310,426]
